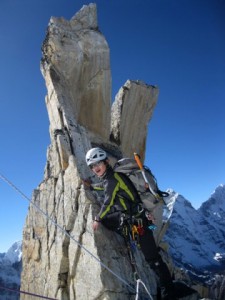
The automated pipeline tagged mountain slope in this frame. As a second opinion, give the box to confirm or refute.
[0,241,22,299]
[164,185,225,273]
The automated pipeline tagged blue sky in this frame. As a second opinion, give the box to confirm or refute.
[0,0,224,253]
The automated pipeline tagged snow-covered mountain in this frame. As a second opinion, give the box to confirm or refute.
[0,241,22,265]
[0,241,22,300]
[164,184,225,277]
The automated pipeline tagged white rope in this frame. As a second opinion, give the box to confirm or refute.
[135,278,153,300]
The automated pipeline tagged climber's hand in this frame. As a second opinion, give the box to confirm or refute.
[92,220,100,231]
[82,178,92,189]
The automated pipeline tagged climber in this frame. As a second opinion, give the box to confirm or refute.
[84,147,175,300]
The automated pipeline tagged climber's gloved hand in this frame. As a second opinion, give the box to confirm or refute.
[82,178,92,189]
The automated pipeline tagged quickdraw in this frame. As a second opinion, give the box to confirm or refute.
[136,218,145,235]
[131,219,145,248]
[132,225,139,241]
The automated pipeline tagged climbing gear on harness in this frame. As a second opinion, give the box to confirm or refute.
[132,225,139,241]
[122,221,140,280]
[136,219,145,236]
[120,216,143,276]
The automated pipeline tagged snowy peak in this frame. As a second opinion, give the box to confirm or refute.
[0,241,22,298]
[0,241,22,264]
[165,184,225,272]
[169,192,200,229]
[199,184,225,220]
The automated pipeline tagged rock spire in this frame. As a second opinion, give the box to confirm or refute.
[20,4,160,299]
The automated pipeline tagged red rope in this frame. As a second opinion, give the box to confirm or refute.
[0,285,57,299]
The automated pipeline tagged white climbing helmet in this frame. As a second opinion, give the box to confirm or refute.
[85,147,107,166]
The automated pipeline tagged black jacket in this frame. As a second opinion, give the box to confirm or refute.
[92,166,141,221]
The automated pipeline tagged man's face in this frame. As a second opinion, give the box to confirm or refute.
[90,161,107,177]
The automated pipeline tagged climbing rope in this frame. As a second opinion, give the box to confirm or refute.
[0,172,153,299]
[0,285,57,299]
[135,279,153,300]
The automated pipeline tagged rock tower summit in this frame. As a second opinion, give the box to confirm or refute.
[21,4,159,299]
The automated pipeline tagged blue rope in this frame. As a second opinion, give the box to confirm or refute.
[0,285,57,299]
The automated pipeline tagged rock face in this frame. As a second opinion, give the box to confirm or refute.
[21,4,159,300]
[111,80,158,160]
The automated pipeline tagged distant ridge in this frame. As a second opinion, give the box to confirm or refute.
[165,184,225,273]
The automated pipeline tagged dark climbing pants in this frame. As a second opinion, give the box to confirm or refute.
[138,220,159,261]
[138,216,175,300]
